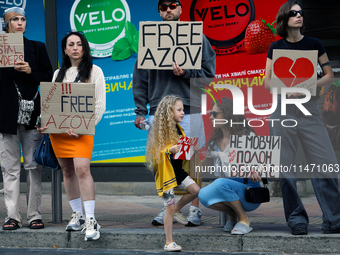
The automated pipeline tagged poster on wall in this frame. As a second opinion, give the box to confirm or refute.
[182,0,286,138]
[56,0,162,163]
[55,0,286,163]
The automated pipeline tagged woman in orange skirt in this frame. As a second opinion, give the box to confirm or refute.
[39,31,106,241]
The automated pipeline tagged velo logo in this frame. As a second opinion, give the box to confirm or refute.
[190,0,254,55]
[70,0,131,58]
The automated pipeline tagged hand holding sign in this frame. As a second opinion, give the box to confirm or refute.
[14,60,31,74]
[174,137,198,160]
[173,61,186,76]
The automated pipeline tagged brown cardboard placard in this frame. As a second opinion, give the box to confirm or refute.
[228,135,281,178]
[0,33,24,68]
[271,49,318,96]
[40,82,96,135]
[138,21,203,70]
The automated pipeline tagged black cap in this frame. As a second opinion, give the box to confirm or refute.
[158,0,182,11]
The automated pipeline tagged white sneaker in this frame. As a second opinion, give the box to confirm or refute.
[65,211,85,231]
[164,242,182,252]
[83,217,101,241]
[186,206,202,226]
[174,212,188,225]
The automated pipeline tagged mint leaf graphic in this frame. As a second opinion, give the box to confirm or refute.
[111,21,139,61]
[125,21,137,45]
[111,37,134,61]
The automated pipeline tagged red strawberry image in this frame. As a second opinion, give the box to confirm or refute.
[245,19,276,54]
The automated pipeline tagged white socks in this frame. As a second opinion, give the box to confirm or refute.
[69,199,95,218]
[69,198,83,217]
[83,200,95,219]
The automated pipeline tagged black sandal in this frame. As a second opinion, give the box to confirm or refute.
[3,219,20,230]
[291,223,308,235]
[29,219,45,229]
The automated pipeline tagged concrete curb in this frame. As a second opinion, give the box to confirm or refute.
[1,227,340,253]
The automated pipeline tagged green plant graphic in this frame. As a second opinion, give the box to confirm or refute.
[111,21,139,61]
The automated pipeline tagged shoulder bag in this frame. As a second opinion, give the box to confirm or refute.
[34,134,60,170]
[244,177,270,203]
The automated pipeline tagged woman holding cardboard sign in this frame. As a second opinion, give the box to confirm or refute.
[265,1,340,235]
[0,7,53,230]
[38,31,106,241]
[198,97,262,235]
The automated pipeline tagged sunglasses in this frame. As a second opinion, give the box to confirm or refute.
[159,3,180,12]
[209,111,223,118]
[289,10,304,17]
[65,30,84,36]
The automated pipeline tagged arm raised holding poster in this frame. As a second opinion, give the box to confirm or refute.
[38,31,106,241]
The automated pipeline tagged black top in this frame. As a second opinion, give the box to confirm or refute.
[0,37,53,134]
[267,36,326,60]
[267,36,326,100]
[171,125,189,185]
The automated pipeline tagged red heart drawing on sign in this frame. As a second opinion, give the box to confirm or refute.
[273,57,294,87]
[273,57,314,87]
[291,58,314,86]
[229,150,236,163]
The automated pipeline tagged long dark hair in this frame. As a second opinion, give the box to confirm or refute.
[276,1,304,38]
[55,31,92,82]
[206,97,253,151]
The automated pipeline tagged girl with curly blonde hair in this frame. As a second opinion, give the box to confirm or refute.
[146,95,200,252]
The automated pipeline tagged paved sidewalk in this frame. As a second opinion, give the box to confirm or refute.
[0,193,339,253]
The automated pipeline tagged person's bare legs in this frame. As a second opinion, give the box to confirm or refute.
[209,200,250,225]
[175,183,200,213]
[58,158,80,201]
[73,158,95,201]
[164,204,175,244]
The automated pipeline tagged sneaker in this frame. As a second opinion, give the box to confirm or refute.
[186,206,202,226]
[164,242,182,252]
[0,189,4,194]
[174,212,188,225]
[83,217,101,241]
[152,207,166,225]
[65,211,85,231]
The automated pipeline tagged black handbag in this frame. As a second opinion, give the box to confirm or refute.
[34,134,60,170]
[244,178,270,203]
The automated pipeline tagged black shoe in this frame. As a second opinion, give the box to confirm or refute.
[3,219,20,230]
[291,223,308,235]
[322,227,340,234]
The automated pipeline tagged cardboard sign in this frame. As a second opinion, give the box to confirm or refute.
[271,50,318,96]
[0,33,24,67]
[40,82,96,135]
[138,21,203,70]
[174,137,198,160]
[229,135,281,178]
